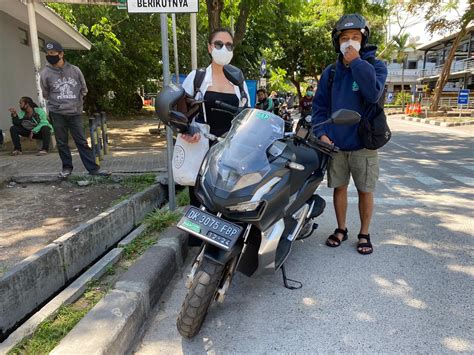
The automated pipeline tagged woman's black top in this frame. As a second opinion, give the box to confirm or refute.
[198,91,239,137]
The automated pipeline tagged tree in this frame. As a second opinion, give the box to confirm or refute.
[392,33,416,109]
[408,0,474,111]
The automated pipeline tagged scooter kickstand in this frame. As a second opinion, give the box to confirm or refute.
[281,264,302,290]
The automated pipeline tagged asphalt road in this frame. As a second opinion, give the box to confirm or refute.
[135,116,473,354]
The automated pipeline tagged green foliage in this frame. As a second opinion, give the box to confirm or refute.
[176,188,190,207]
[143,208,182,234]
[121,174,156,191]
[9,283,105,355]
[395,91,411,106]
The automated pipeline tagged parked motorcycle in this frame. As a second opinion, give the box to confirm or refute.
[296,114,312,132]
[155,65,360,339]
[279,104,294,133]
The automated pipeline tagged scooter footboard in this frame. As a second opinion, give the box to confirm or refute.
[254,219,286,276]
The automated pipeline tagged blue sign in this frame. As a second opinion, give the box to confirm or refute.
[260,58,267,76]
[458,89,469,105]
[386,92,394,104]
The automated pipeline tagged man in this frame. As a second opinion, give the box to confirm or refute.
[40,41,110,178]
[312,14,387,255]
[256,88,274,112]
[299,86,314,118]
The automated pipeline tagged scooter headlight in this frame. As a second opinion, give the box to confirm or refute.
[227,200,262,212]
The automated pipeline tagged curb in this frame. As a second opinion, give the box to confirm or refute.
[0,248,122,354]
[0,184,165,339]
[400,115,474,127]
[50,227,188,355]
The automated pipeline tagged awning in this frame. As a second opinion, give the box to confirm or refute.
[0,0,91,50]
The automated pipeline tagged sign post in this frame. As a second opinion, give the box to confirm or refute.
[259,58,266,88]
[457,89,469,119]
[128,0,199,211]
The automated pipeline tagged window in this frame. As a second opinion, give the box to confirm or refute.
[19,28,28,46]
[38,37,45,52]
[407,61,417,69]
[392,59,397,64]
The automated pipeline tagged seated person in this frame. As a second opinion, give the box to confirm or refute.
[256,88,274,112]
[9,97,53,156]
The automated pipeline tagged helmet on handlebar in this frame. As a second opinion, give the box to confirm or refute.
[331,13,370,53]
[155,84,190,134]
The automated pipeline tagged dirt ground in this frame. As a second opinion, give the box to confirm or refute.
[0,181,134,275]
[0,114,165,275]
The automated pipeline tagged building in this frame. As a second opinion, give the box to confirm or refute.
[417,25,473,94]
[0,0,91,142]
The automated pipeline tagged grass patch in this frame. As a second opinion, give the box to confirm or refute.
[8,282,106,355]
[121,174,156,192]
[176,187,190,207]
[122,208,182,260]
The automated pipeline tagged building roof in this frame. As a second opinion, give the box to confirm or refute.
[417,24,473,52]
[0,0,91,50]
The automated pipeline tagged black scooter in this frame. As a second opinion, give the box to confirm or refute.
[155,65,360,338]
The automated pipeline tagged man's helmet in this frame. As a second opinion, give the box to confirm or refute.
[331,13,370,53]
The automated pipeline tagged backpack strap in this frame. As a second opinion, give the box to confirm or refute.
[327,63,336,118]
[193,68,206,98]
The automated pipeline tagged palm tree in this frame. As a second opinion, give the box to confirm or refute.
[392,34,416,110]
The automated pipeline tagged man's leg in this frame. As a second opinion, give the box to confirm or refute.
[68,114,100,173]
[326,151,350,246]
[350,149,379,254]
[9,125,30,151]
[33,126,51,151]
[50,112,73,169]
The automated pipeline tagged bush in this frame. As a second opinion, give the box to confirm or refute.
[394,92,411,106]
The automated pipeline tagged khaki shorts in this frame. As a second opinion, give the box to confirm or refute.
[328,148,379,192]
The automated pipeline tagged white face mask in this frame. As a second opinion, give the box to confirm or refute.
[211,47,233,66]
[340,40,361,55]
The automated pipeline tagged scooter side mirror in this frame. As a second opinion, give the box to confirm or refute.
[223,64,245,86]
[330,109,361,125]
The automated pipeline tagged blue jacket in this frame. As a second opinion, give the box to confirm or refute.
[312,46,387,151]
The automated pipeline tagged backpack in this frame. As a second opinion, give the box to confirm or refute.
[327,58,391,150]
[192,68,206,98]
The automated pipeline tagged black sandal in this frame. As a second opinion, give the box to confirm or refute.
[326,228,348,247]
[357,234,373,255]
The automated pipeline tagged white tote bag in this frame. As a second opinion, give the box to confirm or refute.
[172,121,210,186]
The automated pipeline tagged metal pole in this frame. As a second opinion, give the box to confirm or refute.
[161,13,176,211]
[190,12,197,70]
[26,0,46,109]
[171,14,180,83]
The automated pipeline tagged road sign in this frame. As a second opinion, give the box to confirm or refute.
[127,0,199,13]
[260,58,267,76]
[386,92,394,104]
[458,89,469,105]
[259,78,266,88]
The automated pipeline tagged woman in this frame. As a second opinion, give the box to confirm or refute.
[9,97,53,156]
[181,28,250,207]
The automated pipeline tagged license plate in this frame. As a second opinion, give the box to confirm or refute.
[177,206,243,250]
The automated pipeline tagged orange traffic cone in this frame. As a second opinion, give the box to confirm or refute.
[405,103,409,114]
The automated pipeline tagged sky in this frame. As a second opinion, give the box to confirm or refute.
[387,0,469,46]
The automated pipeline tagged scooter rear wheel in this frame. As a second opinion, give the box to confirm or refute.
[177,258,225,338]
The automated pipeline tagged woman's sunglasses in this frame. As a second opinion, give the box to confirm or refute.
[212,40,234,51]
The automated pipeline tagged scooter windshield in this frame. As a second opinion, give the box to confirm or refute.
[206,109,285,192]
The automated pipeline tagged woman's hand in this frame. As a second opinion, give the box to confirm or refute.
[181,132,201,143]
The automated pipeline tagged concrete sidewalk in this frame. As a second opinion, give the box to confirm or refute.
[0,147,168,177]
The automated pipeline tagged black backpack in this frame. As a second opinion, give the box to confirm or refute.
[193,68,206,98]
[327,58,391,150]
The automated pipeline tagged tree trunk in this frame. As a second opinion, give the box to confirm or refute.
[430,25,468,112]
[234,0,251,46]
[290,77,301,100]
[206,0,223,34]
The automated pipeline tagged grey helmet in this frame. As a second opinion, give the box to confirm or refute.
[331,13,370,53]
[155,84,190,134]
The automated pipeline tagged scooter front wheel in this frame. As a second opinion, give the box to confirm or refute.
[176,258,225,338]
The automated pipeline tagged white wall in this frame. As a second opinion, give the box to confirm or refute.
[0,11,52,142]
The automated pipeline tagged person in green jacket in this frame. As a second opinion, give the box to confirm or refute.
[9,97,53,156]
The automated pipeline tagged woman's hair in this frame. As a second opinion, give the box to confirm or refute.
[208,28,234,44]
[21,96,38,108]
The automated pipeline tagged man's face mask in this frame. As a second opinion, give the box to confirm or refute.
[306,91,314,97]
[340,40,361,55]
[20,103,28,112]
[46,55,61,65]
